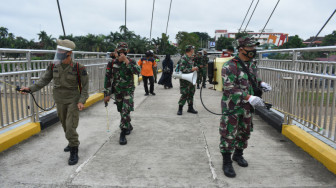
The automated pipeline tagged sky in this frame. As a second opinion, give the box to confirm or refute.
[0,0,335,43]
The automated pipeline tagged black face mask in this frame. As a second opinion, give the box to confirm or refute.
[56,53,68,61]
[118,52,127,56]
[242,49,257,59]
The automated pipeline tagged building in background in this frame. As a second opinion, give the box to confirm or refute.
[215,29,288,47]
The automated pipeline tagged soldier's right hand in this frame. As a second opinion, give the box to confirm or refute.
[19,87,30,94]
[104,96,110,103]
[248,96,265,107]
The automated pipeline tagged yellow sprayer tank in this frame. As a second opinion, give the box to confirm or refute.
[213,57,233,92]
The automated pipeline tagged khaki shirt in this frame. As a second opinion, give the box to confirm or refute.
[29,61,89,104]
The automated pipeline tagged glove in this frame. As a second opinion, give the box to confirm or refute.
[261,82,272,92]
[248,96,265,107]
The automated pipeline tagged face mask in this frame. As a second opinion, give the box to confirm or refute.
[56,53,68,61]
[242,49,257,59]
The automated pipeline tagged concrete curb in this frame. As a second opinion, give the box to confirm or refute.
[282,125,336,174]
[84,93,104,108]
[0,93,104,153]
[0,122,40,152]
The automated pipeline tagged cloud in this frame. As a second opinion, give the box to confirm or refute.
[0,0,335,44]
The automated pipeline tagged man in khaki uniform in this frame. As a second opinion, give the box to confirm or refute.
[20,39,89,165]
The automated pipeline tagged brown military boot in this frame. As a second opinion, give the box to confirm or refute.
[232,149,248,167]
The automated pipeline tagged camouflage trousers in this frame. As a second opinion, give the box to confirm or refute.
[115,91,134,130]
[56,102,80,147]
[178,79,195,106]
[197,68,207,86]
[219,104,252,154]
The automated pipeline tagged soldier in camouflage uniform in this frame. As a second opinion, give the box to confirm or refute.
[21,39,89,165]
[194,52,203,89]
[103,42,141,145]
[177,45,199,115]
[200,51,209,88]
[220,36,271,178]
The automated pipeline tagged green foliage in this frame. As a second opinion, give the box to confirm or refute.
[0,26,177,55]
[215,36,234,51]
[321,30,336,46]
[279,35,306,49]
[175,31,199,54]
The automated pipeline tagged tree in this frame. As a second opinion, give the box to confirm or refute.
[38,31,55,49]
[215,36,234,51]
[175,31,199,54]
[280,35,306,49]
[192,32,211,48]
[321,30,336,46]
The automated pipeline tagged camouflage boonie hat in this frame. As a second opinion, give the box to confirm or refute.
[117,42,128,51]
[233,36,260,48]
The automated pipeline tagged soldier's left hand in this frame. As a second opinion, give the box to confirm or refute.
[77,103,84,111]
[261,82,272,92]
[118,53,129,64]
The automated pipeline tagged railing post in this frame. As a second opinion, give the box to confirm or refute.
[26,51,35,122]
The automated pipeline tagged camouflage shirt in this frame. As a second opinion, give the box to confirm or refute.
[202,55,209,67]
[178,54,194,73]
[104,57,141,95]
[221,56,261,111]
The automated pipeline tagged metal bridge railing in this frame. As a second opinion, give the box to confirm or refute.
[0,48,174,129]
[257,46,336,143]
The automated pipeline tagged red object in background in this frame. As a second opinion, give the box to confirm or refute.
[221,51,232,57]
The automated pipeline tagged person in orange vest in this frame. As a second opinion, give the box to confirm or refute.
[138,50,157,96]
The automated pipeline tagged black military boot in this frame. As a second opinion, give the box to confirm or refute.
[64,145,70,152]
[197,85,200,89]
[222,153,236,178]
[68,146,79,165]
[187,104,198,114]
[177,105,183,115]
[125,124,133,135]
[119,129,127,145]
[232,149,248,167]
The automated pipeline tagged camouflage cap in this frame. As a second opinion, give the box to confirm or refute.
[117,42,128,51]
[233,36,260,48]
[56,39,76,51]
[185,45,195,52]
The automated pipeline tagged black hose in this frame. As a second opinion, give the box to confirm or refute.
[199,85,240,116]
[16,86,55,111]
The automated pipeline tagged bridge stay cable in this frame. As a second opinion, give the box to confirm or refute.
[309,9,336,47]
[243,0,259,32]
[238,0,254,33]
[257,0,280,39]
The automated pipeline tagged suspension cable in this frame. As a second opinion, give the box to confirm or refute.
[257,0,280,39]
[165,0,173,35]
[238,0,254,33]
[56,0,66,36]
[309,9,336,47]
[149,0,156,41]
[243,0,259,32]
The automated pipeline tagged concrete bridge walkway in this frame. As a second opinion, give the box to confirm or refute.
[1,78,336,188]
